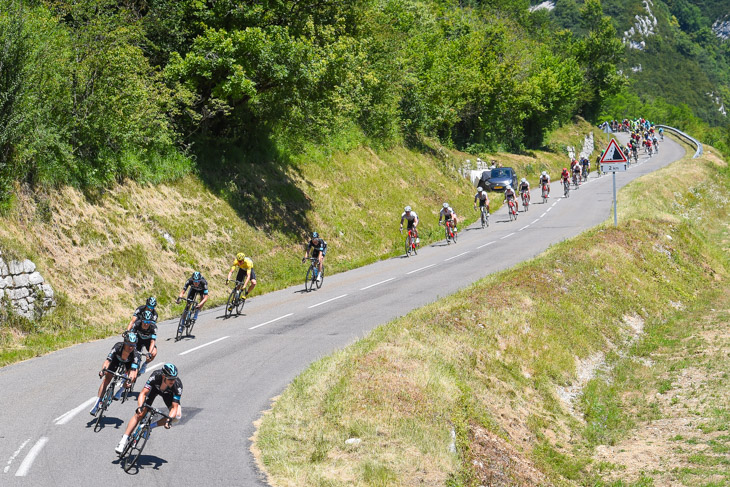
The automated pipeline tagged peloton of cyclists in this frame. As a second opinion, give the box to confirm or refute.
[302,232,327,283]
[226,252,256,303]
[176,271,209,331]
[115,363,183,454]
[400,206,420,244]
[90,331,141,415]
[539,171,550,197]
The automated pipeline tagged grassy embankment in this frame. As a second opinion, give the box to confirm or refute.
[0,119,595,366]
[252,140,730,486]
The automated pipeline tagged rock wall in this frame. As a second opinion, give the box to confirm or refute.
[0,251,56,320]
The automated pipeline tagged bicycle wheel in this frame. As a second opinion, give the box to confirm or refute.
[316,265,324,289]
[175,309,186,341]
[445,226,450,244]
[412,236,418,255]
[480,211,486,229]
[122,424,150,472]
[225,289,236,318]
[186,313,195,337]
[236,291,246,314]
[94,385,113,432]
[452,229,457,243]
[306,265,316,291]
[405,236,411,257]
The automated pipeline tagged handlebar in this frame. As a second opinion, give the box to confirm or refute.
[102,368,129,380]
[137,405,172,420]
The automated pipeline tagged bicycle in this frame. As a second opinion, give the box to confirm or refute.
[126,352,153,401]
[176,296,199,341]
[476,206,489,228]
[581,166,589,182]
[443,220,457,244]
[304,257,325,292]
[520,191,529,212]
[572,173,579,188]
[541,184,549,204]
[224,280,246,318]
[563,179,570,198]
[632,149,638,164]
[507,198,518,221]
[402,227,418,257]
[118,406,172,472]
[93,366,129,432]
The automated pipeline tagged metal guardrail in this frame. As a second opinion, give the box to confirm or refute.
[656,125,703,159]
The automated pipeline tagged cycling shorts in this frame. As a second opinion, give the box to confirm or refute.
[311,248,326,258]
[186,289,206,301]
[144,388,178,409]
[477,199,487,207]
[236,268,256,283]
[137,338,154,353]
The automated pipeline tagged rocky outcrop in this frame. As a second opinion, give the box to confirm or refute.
[0,250,56,320]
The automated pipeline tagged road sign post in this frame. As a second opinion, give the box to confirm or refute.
[599,138,629,227]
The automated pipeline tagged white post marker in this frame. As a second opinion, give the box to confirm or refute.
[599,138,629,227]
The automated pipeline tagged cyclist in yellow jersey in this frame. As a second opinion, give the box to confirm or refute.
[226,252,257,298]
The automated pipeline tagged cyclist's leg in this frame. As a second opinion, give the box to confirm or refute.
[236,268,246,291]
[190,290,202,321]
[246,269,257,295]
[317,252,324,274]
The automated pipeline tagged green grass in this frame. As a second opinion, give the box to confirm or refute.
[253,143,730,484]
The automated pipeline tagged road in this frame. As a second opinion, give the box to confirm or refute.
[0,135,684,485]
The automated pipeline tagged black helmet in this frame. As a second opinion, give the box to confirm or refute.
[162,363,178,378]
[146,296,157,309]
[142,310,155,323]
[123,331,139,345]
[191,271,201,281]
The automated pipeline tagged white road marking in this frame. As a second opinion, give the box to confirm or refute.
[519,225,529,231]
[552,201,558,207]
[308,294,348,309]
[500,232,515,240]
[179,336,230,356]
[360,278,395,291]
[54,397,97,425]
[540,212,546,218]
[4,438,30,474]
[249,313,294,330]
[476,241,495,249]
[546,207,553,213]
[444,251,469,262]
[406,263,437,275]
[147,362,165,371]
[14,437,48,477]
[532,219,539,225]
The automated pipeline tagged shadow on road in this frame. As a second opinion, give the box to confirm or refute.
[115,454,169,474]
[87,416,124,430]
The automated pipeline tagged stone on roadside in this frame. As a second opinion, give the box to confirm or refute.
[28,272,44,286]
[13,274,30,287]
[41,284,54,298]
[22,259,36,273]
[8,260,24,275]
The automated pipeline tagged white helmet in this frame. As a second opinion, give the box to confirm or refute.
[506,184,512,190]
[443,202,449,209]
[541,171,546,176]
[477,186,483,192]
[521,178,526,183]
[404,206,411,212]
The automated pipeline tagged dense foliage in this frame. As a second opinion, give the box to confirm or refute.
[1,0,628,203]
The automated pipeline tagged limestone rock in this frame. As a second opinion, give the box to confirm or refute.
[41,284,54,298]
[13,274,30,287]
[0,276,11,289]
[9,287,29,300]
[8,260,24,275]
[22,259,36,273]
[28,272,44,286]
[0,257,7,275]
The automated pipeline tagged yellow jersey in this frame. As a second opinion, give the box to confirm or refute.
[231,257,253,272]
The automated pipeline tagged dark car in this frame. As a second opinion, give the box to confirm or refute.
[478,167,518,192]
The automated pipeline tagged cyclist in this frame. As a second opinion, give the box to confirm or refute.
[560,167,570,191]
[90,331,141,415]
[439,203,457,233]
[504,185,518,213]
[114,363,183,454]
[128,296,158,330]
[302,232,327,283]
[572,163,581,185]
[226,252,256,304]
[538,171,550,197]
[645,137,653,155]
[652,134,659,153]
[399,206,419,244]
[176,271,209,330]
[127,309,157,374]
[518,178,530,205]
[474,186,490,214]
[581,157,590,181]
[658,127,664,140]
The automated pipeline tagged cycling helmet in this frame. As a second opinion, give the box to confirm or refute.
[191,271,201,281]
[142,310,155,323]
[146,296,157,309]
[521,178,526,183]
[236,252,245,261]
[404,206,411,212]
[161,363,178,378]
[477,186,483,192]
[312,232,319,238]
[123,331,138,345]
[443,202,449,209]
[541,171,546,176]
[563,167,567,171]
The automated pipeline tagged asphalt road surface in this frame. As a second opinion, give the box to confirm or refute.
[0,135,685,485]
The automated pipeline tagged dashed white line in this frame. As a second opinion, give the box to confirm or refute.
[551,201,558,207]
[540,212,547,218]
[406,263,437,275]
[476,241,496,249]
[308,294,348,309]
[519,225,529,231]
[147,362,165,371]
[500,232,515,240]
[546,207,553,213]
[444,251,469,262]
[15,437,48,477]
[360,278,395,291]
[179,336,229,355]
[54,397,97,425]
[249,313,294,330]
[4,438,30,474]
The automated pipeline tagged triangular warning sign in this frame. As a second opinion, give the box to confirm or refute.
[600,138,628,164]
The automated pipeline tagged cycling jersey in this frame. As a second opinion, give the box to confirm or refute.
[308,238,328,256]
[130,320,157,343]
[519,182,529,193]
[474,191,489,206]
[107,342,141,372]
[230,257,253,273]
[539,176,550,185]
[132,305,158,323]
[183,277,209,295]
[561,171,570,181]
[144,370,183,407]
[439,208,454,221]
[400,211,418,228]
[504,189,516,200]
[572,165,581,174]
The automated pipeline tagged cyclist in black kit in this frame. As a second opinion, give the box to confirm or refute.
[115,363,183,454]
[90,331,141,415]
[176,271,209,327]
[128,296,158,330]
[127,309,157,374]
[302,232,327,283]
